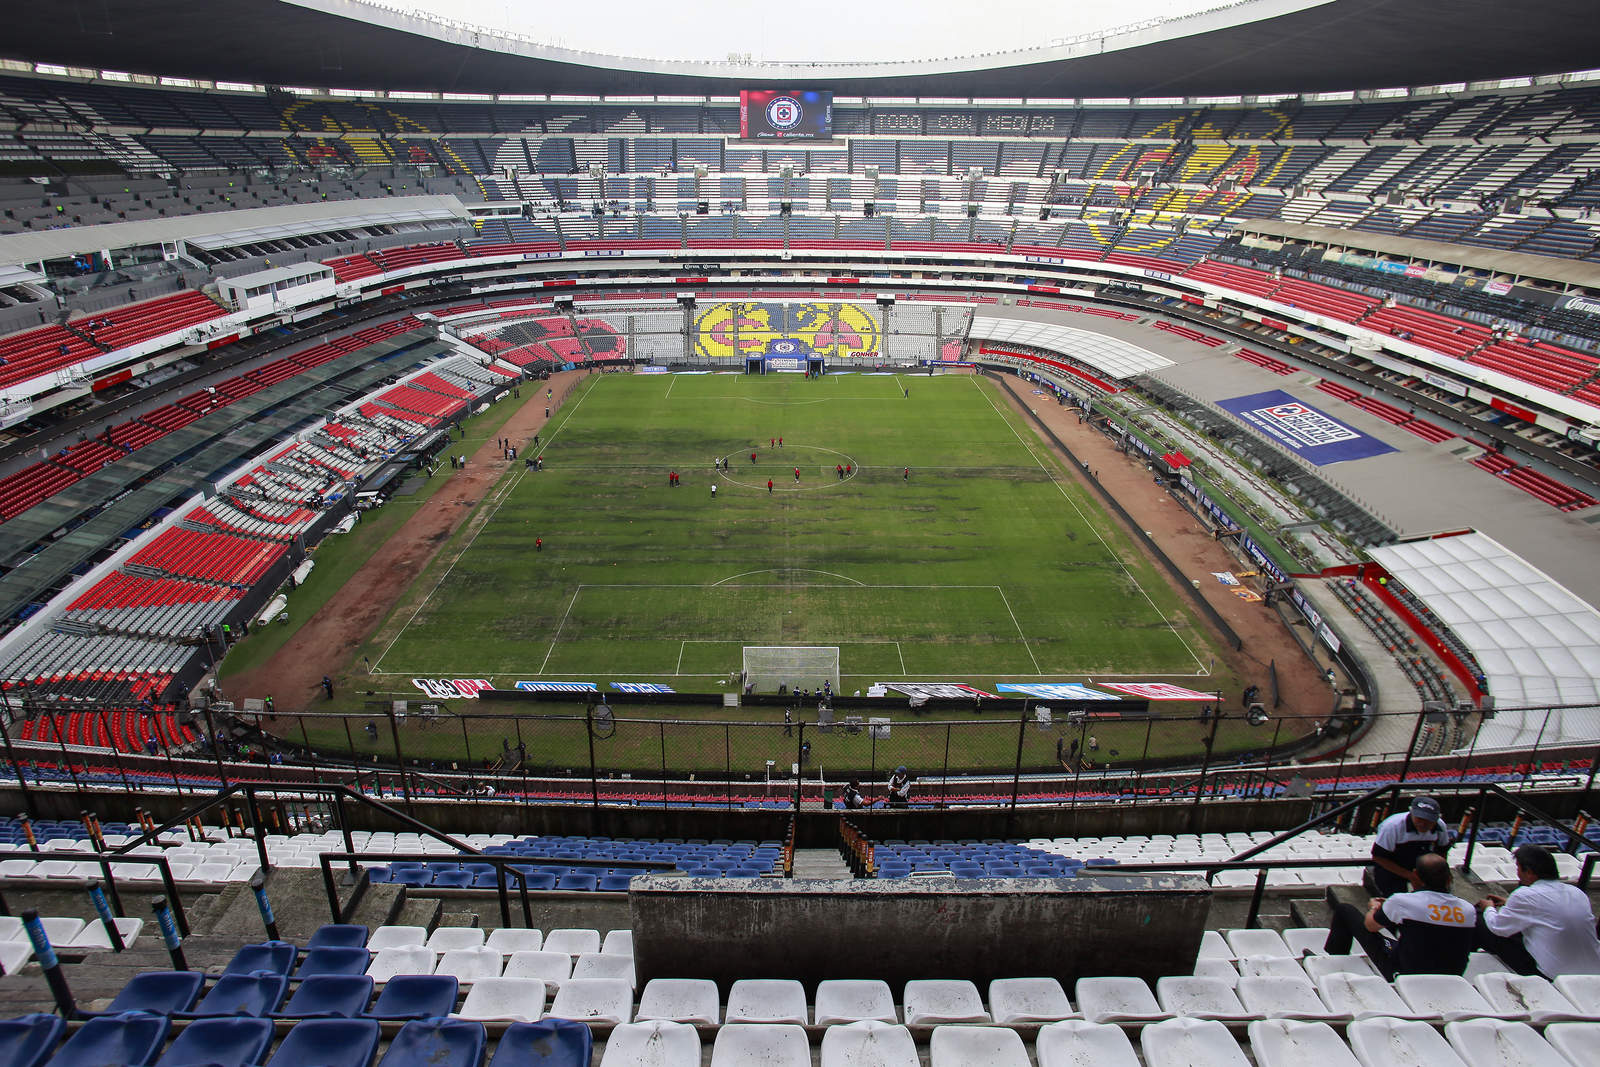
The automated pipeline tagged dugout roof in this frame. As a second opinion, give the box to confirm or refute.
[16,0,1600,98]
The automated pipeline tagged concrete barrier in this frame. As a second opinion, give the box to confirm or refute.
[630,873,1210,991]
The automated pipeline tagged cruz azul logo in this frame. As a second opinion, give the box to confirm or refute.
[765,96,804,132]
[1255,402,1359,448]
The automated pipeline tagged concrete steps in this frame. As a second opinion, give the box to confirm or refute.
[792,847,854,880]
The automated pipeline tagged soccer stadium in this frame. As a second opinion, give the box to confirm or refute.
[0,0,1598,1061]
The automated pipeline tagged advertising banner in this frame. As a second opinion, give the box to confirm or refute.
[1216,390,1397,466]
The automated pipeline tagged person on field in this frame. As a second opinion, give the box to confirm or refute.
[767,479,773,494]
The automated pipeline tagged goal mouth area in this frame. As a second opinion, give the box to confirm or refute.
[742,645,840,695]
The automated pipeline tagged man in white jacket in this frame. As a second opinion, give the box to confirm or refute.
[1475,844,1600,977]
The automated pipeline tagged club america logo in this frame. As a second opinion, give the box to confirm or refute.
[766,96,804,131]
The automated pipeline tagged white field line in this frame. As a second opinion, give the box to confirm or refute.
[995,585,1043,673]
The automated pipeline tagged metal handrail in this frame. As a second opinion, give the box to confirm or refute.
[5,851,191,935]
[315,850,676,927]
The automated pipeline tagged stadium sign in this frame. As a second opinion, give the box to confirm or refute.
[411,677,494,699]
[1558,294,1600,315]
[878,682,997,700]
[1216,389,1396,466]
[610,682,676,693]
[996,683,1117,700]
[514,681,600,693]
[1098,683,1217,701]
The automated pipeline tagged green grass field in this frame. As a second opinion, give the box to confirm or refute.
[369,371,1216,687]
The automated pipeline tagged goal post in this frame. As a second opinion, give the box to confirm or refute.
[742,646,840,695]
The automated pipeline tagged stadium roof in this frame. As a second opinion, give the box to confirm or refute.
[14,0,1600,98]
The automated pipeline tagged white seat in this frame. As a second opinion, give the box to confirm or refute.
[1035,1019,1140,1067]
[365,946,436,983]
[635,978,720,1025]
[1313,973,1426,1020]
[1462,952,1513,981]
[190,862,236,882]
[426,927,486,953]
[710,1024,809,1066]
[0,859,39,878]
[1443,1018,1564,1067]
[1198,931,1233,960]
[600,1020,701,1067]
[1394,974,1501,1021]
[928,1024,1030,1067]
[1193,959,1240,986]
[726,979,807,1025]
[1075,976,1171,1024]
[435,947,502,984]
[1224,929,1291,959]
[1237,976,1346,1021]
[0,941,31,975]
[1140,1017,1250,1067]
[572,952,635,987]
[1554,975,1600,1017]
[988,977,1074,1024]
[1347,1017,1469,1067]
[452,976,548,1022]
[1302,955,1379,982]
[1472,973,1585,1023]
[1544,1022,1600,1067]
[1155,976,1253,1021]
[1248,1019,1362,1067]
[484,929,543,955]
[66,918,143,951]
[819,1021,917,1067]
[814,979,897,1025]
[1282,929,1332,957]
[543,928,601,956]
[1237,956,1308,980]
[503,950,573,989]
[902,978,990,1025]
[0,917,22,941]
[28,861,83,879]
[368,925,428,951]
[546,978,634,1025]
[602,930,634,955]
[37,918,85,945]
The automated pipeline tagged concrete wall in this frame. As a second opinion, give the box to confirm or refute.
[630,873,1211,992]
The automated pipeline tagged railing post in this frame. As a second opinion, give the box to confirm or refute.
[659,721,669,811]
[940,723,952,810]
[151,895,188,970]
[793,721,806,812]
[1462,785,1487,876]
[47,713,86,798]
[1008,712,1027,816]
[1191,709,1223,831]
[1396,708,1427,788]
[386,707,413,813]
[244,786,271,877]
[249,869,280,942]
[333,790,359,879]
[1245,868,1269,929]
[201,705,230,789]
[87,881,126,952]
[21,910,75,1017]
[586,705,600,811]
[0,708,33,809]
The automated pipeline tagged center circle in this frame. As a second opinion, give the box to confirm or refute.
[717,444,859,492]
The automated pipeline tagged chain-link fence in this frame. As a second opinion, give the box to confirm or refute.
[2,697,1597,815]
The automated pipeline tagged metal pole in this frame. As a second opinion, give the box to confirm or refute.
[102,709,135,795]
[20,910,75,1017]
[87,881,126,952]
[1396,708,1427,788]
[793,722,806,811]
[244,785,271,877]
[249,869,280,941]
[1008,712,1027,815]
[1582,748,1600,816]
[1191,709,1223,830]
[201,705,230,789]
[586,705,600,811]
[332,790,359,879]
[659,722,669,810]
[940,723,952,809]
[151,895,187,970]
[386,708,412,812]
[47,712,86,798]
[724,724,732,812]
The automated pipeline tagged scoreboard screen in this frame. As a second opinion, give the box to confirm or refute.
[740,90,833,139]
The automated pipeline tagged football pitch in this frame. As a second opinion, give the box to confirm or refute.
[370,371,1218,689]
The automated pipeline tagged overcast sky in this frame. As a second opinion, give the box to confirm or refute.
[398,0,1230,63]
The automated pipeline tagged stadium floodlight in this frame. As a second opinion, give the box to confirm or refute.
[742,646,839,695]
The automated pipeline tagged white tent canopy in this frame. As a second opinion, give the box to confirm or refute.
[1367,531,1600,751]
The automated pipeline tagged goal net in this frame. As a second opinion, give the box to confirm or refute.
[742,646,840,695]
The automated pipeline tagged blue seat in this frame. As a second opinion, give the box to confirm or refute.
[472,872,500,888]
[222,941,298,977]
[597,874,634,892]
[487,1019,591,1067]
[391,870,431,888]
[365,974,459,1020]
[726,868,763,878]
[267,1019,381,1067]
[950,863,984,878]
[377,1018,486,1067]
[307,925,370,950]
[522,873,557,891]
[0,1014,64,1067]
[276,974,375,1019]
[94,971,206,1016]
[187,971,289,1017]
[46,1012,170,1067]
[297,947,372,978]
[154,1017,274,1067]
[431,871,473,889]
[555,873,597,891]
[365,868,392,883]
